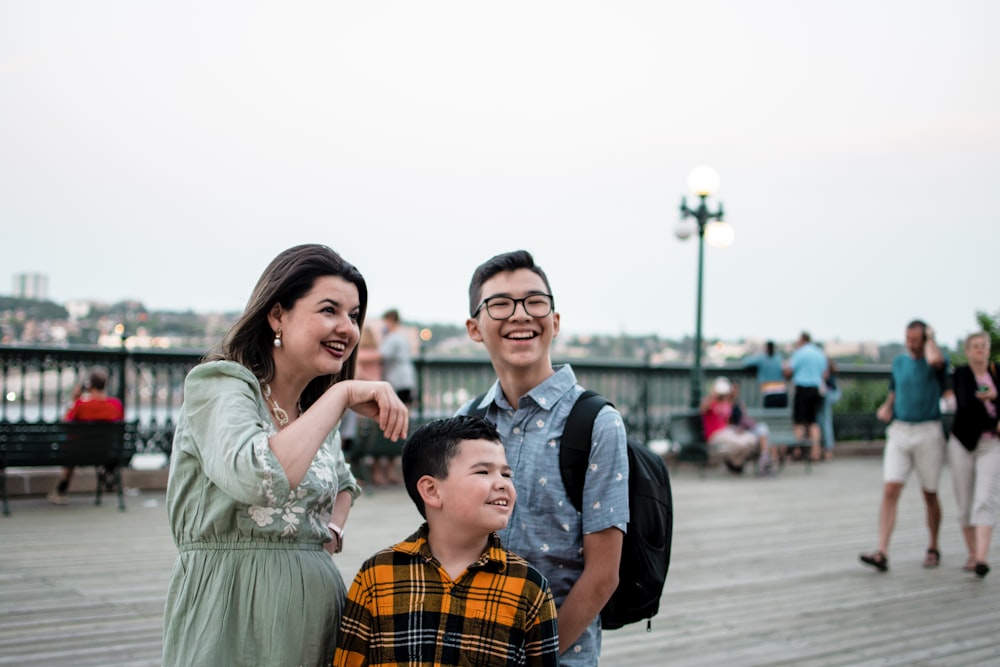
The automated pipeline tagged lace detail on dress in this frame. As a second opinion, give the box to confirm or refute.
[247,429,339,537]
[253,429,279,507]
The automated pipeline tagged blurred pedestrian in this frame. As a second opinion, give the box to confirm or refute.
[379,309,416,405]
[47,369,124,505]
[859,320,947,573]
[817,351,841,461]
[947,331,1000,578]
[375,309,415,485]
[744,340,788,408]
[784,332,828,462]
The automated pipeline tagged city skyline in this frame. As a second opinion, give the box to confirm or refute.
[0,277,941,361]
[2,2,998,347]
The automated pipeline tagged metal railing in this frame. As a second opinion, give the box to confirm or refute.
[0,345,893,455]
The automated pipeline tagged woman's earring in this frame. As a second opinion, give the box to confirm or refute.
[273,329,282,348]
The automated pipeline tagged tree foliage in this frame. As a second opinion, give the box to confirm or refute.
[975,309,1000,361]
[0,296,69,320]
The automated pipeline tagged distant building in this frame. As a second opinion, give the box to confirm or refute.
[12,272,49,300]
[65,300,93,320]
[823,340,882,362]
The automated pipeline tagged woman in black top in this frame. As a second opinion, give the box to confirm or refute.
[947,332,1000,578]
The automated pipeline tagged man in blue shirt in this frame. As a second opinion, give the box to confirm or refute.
[860,320,947,572]
[784,332,829,462]
[456,250,630,666]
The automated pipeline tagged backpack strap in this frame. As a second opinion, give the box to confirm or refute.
[468,391,490,418]
[560,390,612,513]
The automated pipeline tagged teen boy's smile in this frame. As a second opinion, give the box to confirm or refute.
[467,269,559,378]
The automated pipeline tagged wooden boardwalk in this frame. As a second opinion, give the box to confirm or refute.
[1,456,997,666]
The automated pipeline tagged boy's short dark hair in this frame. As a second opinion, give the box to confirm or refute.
[467,250,553,317]
[401,416,502,518]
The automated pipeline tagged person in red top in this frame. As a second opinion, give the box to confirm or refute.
[47,369,124,505]
[700,377,760,474]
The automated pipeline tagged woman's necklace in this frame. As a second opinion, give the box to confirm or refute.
[262,383,299,427]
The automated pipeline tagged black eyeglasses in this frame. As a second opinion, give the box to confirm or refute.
[473,294,554,320]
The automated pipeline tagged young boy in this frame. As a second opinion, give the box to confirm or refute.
[333,416,560,667]
[455,250,629,666]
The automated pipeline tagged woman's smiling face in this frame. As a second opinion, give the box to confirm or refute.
[270,275,361,381]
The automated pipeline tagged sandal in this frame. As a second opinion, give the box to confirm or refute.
[974,562,990,578]
[922,548,940,568]
[860,551,889,572]
[963,557,977,572]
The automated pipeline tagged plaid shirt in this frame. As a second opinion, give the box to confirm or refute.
[334,525,559,667]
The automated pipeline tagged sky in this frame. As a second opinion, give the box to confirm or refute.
[2,1,998,348]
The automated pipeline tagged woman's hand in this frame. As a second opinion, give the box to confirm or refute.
[341,380,409,441]
[975,385,997,402]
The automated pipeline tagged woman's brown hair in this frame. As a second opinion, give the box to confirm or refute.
[207,244,368,410]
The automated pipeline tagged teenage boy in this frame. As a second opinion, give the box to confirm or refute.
[456,250,629,666]
[334,416,559,667]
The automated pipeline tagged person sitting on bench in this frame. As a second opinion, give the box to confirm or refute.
[47,369,124,505]
[701,377,760,475]
[729,380,776,474]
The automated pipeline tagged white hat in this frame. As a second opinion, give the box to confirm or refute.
[712,377,732,395]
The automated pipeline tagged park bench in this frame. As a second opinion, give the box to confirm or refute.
[0,421,137,516]
[752,408,814,471]
[667,408,711,476]
[667,408,811,476]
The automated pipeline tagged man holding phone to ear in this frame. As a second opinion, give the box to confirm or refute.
[860,319,948,572]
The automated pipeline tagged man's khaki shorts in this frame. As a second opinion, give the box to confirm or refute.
[883,420,946,492]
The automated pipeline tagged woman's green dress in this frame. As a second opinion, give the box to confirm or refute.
[162,361,360,666]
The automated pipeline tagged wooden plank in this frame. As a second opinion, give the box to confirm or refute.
[0,457,998,666]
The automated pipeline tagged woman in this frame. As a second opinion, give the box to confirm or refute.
[948,331,1000,579]
[162,244,409,666]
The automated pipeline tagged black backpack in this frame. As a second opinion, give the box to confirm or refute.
[471,390,673,631]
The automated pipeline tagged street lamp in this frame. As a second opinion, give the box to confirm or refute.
[676,165,734,408]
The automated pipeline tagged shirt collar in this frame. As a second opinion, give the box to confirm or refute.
[489,364,577,412]
[397,523,509,572]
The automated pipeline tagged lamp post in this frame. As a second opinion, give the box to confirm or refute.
[676,166,733,408]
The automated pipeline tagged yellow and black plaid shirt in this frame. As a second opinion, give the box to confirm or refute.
[334,524,559,666]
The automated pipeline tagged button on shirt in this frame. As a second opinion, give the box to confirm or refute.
[458,365,630,666]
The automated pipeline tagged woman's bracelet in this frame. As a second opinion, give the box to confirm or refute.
[327,522,345,553]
